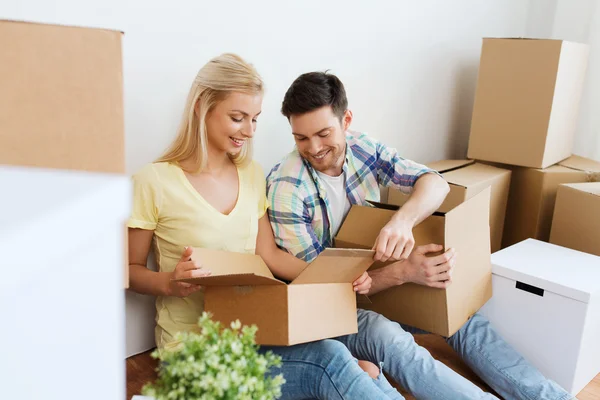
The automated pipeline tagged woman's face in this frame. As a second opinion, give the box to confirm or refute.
[204,92,263,156]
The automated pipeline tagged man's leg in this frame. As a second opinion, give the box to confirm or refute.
[260,339,402,399]
[445,313,573,400]
[336,309,499,400]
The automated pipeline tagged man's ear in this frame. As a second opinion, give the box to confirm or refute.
[342,109,353,131]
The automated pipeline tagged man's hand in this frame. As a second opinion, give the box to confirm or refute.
[372,216,415,262]
[400,244,456,289]
[352,272,372,295]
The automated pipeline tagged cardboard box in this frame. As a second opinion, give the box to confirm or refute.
[335,187,492,337]
[388,160,511,253]
[0,20,128,288]
[479,239,600,395]
[550,182,600,257]
[467,38,589,168]
[179,248,375,346]
[501,155,600,248]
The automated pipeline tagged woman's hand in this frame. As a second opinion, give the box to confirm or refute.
[167,247,211,297]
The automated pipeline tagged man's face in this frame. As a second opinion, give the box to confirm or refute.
[289,106,352,176]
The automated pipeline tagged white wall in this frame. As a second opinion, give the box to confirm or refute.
[527,0,600,161]
[1,0,532,356]
[551,0,600,161]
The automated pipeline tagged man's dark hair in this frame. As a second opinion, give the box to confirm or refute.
[281,71,348,120]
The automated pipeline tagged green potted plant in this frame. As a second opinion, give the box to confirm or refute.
[141,312,285,400]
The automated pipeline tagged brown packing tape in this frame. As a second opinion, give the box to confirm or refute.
[586,172,600,182]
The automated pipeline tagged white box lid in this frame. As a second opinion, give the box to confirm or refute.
[0,166,130,291]
[492,239,600,303]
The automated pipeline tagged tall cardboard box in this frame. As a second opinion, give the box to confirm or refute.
[550,183,600,257]
[502,155,600,248]
[388,160,511,252]
[468,38,589,168]
[0,20,128,287]
[180,248,375,345]
[479,239,600,395]
[335,188,492,337]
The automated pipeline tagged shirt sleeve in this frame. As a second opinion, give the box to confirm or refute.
[372,137,441,195]
[267,179,324,263]
[127,164,162,230]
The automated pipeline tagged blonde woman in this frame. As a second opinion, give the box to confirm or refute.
[127,53,403,399]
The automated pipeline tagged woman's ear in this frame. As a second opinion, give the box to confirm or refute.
[194,100,200,116]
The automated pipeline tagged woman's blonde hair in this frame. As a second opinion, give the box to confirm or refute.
[156,53,264,172]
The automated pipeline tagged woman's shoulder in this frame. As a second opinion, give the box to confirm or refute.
[132,162,178,184]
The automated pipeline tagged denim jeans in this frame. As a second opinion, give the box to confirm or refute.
[261,339,403,399]
[334,309,572,400]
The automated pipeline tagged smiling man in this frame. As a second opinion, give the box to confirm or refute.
[266,71,573,400]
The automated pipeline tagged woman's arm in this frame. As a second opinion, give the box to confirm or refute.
[128,228,207,297]
[255,215,308,281]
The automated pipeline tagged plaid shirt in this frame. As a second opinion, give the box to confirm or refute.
[266,131,435,263]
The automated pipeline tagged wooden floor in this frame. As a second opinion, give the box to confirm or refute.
[126,334,600,400]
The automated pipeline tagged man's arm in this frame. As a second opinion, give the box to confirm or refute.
[369,244,456,295]
[372,139,450,262]
[373,173,449,261]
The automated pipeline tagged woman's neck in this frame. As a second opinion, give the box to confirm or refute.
[180,145,231,175]
[204,149,231,175]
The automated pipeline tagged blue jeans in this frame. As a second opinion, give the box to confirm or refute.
[334,309,572,400]
[261,339,403,399]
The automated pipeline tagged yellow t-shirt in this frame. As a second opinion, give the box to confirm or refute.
[127,161,268,350]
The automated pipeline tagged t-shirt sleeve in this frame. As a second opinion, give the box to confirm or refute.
[127,164,162,230]
[253,162,269,218]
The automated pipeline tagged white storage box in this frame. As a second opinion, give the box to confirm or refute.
[0,166,130,400]
[479,239,600,395]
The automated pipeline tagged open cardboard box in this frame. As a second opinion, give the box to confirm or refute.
[388,160,511,252]
[178,247,375,346]
[335,187,492,337]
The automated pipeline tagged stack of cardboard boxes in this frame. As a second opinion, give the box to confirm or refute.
[467,38,599,249]
[465,38,600,396]
[0,19,129,286]
[0,20,129,399]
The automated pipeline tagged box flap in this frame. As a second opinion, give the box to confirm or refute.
[427,159,475,173]
[181,274,285,286]
[492,239,600,303]
[291,248,375,285]
[558,155,600,174]
[335,205,398,249]
[442,163,510,188]
[482,37,561,41]
[367,200,399,210]
[562,182,600,197]
[174,248,284,286]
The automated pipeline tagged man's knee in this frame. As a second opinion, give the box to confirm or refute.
[361,311,413,342]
